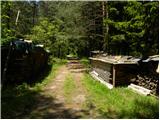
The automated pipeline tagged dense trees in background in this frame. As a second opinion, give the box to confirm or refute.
[1,1,38,44]
[105,1,159,57]
[1,1,159,58]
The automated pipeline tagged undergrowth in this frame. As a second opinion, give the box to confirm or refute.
[80,58,90,68]
[1,58,65,118]
[82,73,159,119]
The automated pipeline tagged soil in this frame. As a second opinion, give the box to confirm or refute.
[29,60,90,119]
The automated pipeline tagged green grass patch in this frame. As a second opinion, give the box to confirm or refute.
[82,73,159,119]
[1,83,38,118]
[49,57,67,65]
[80,58,90,68]
[1,58,65,118]
[63,74,76,103]
[33,63,63,90]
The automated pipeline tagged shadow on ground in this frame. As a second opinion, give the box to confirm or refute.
[2,63,53,89]
[1,83,90,119]
[29,63,53,85]
[1,63,86,118]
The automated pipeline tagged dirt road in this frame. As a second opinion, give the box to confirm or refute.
[29,60,90,118]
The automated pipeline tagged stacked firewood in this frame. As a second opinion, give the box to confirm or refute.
[130,60,159,96]
[3,46,49,85]
[131,73,159,95]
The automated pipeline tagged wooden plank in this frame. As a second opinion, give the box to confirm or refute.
[90,71,113,89]
[128,83,151,96]
[89,57,137,65]
[112,65,116,87]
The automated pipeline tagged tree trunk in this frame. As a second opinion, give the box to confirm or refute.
[102,1,109,53]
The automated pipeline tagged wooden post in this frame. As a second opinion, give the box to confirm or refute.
[112,64,116,87]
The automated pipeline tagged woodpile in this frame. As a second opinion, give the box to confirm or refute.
[90,55,159,96]
[130,72,159,95]
[2,40,49,85]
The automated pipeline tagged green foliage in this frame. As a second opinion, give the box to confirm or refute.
[1,1,15,45]
[26,17,69,58]
[27,2,88,58]
[1,1,39,45]
[80,58,90,68]
[111,34,125,43]
[1,1,158,57]
[1,61,64,118]
[1,83,38,118]
[27,18,58,49]
[105,1,158,57]
[49,57,67,65]
[82,73,159,118]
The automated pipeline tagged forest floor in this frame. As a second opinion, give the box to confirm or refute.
[2,59,159,119]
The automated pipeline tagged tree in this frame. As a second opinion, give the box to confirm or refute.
[1,1,15,45]
[81,2,104,56]
[2,1,158,58]
[104,1,158,57]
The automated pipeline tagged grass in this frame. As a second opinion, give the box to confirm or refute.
[1,83,37,118]
[80,58,90,68]
[1,58,65,119]
[82,73,159,119]
[63,74,76,103]
[33,63,63,90]
[2,58,159,119]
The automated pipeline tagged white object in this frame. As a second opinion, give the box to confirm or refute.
[128,83,151,96]
[156,63,159,73]
[90,71,113,89]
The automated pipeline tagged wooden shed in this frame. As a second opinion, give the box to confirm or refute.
[89,56,139,88]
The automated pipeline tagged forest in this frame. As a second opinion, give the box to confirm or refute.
[1,1,159,58]
[1,1,159,119]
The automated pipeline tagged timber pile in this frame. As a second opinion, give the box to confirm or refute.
[90,54,159,96]
[132,57,159,96]
[6,57,32,83]
[130,74,158,95]
[2,40,49,85]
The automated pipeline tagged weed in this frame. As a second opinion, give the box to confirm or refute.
[63,74,76,103]
[80,58,90,68]
[1,59,64,118]
[82,73,159,119]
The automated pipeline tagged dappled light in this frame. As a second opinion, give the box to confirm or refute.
[1,0,159,119]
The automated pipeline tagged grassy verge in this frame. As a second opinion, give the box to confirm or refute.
[80,58,90,68]
[63,74,76,103]
[82,73,159,119]
[1,58,65,118]
[33,63,64,90]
